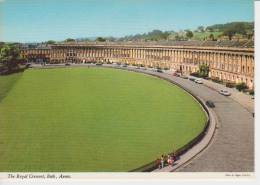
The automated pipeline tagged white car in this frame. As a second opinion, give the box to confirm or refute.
[219,90,231,96]
[195,79,203,84]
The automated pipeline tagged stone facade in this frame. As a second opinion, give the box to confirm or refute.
[21,43,254,89]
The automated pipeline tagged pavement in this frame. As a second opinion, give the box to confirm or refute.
[32,64,254,172]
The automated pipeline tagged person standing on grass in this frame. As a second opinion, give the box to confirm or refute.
[160,155,164,168]
[156,158,161,169]
[169,154,174,167]
[167,154,171,166]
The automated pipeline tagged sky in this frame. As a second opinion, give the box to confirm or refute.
[0,0,254,43]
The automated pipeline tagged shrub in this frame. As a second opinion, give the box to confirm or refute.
[242,89,249,93]
[163,67,170,70]
[226,82,236,88]
[190,72,200,77]
[236,82,248,92]
[211,77,223,84]
[249,90,254,95]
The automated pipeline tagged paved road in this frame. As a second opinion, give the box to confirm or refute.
[33,64,254,172]
[200,78,254,114]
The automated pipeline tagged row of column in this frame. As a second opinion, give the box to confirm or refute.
[22,47,254,77]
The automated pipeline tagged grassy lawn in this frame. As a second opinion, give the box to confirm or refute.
[0,73,23,102]
[0,67,207,172]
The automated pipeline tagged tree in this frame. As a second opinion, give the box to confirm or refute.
[198,64,209,78]
[236,82,248,92]
[222,22,250,40]
[208,33,215,41]
[247,31,254,40]
[106,37,116,42]
[96,37,106,42]
[197,26,205,32]
[65,38,75,42]
[185,30,193,39]
[174,34,181,41]
[223,28,236,40]
[205,27,214,32]
[0,44,23,71]
[0,42,5,48]
[46,40,56,44]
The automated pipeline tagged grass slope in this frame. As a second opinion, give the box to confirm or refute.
[0,68,206,172]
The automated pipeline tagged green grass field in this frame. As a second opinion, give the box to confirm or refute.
[0,67,207,172]
[192,31,222,40]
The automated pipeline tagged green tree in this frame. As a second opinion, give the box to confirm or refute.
[236,82,248,92]
[0,44,23,71]
[208,33,215,41]
[223,28,236,40]
[65,38,75,42]
[198,64,209,78]
[174,34,181,41]
[197,26,205,32]
[205,27,214,32]
[0,42,5,48]
[185,30,193,39]
[96,37,106,42]
[46,40,56,44]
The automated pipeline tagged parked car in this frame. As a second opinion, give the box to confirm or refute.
[219,90,231,96]
[96,63,103,66]
[26,63,32,68]
[157,69,163,73]
[180,75,188,79]
[195,79,203,84]
[172,72,180,77]
[122,64,128,67]
[206,100,215,108]
[189,77,197,81]
[65,63,71,66]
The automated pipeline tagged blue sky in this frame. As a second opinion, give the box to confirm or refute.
[0,0,254,42]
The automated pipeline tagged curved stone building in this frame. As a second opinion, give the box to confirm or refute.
[21,41,254,89]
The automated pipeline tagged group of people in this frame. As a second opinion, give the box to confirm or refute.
[156,153,177,169]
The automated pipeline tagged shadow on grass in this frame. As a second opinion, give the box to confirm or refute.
[0,71,24,102]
